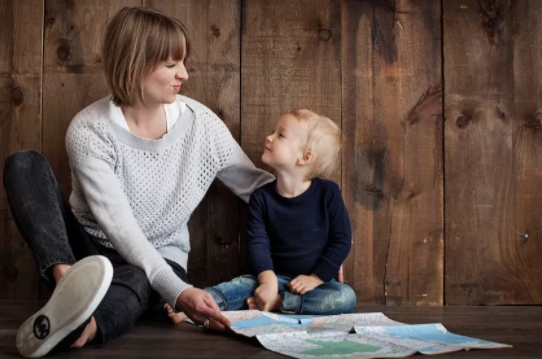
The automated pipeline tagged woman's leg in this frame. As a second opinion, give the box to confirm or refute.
[3,151,152,352]
[3,150,100,285]
[278,277,356,315]
[91,259,152,345]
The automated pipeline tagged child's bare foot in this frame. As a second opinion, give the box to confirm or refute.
[164,303,188,324]
[246,294,282,312]
[246,296,258,310]
[164,304,227,331]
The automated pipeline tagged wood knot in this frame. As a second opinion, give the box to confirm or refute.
[497,107,506,120]
[217,110,224,119]
[46,17,55,25]
[10,88,24,106]
[318,29,332,41]
[211,25,220,37]
[57,39,71,62]
[481,2,499,28]
[6,267,17,282]
[456,114,470,128]
[524,110,542,130]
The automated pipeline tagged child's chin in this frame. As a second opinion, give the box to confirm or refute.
[261,156,275,169]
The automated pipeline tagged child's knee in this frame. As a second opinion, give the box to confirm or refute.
[339,285,357,312]
[323,283,356,313]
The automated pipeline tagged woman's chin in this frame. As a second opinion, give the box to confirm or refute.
[165,95,177,104]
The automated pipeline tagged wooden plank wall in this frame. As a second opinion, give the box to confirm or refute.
[0,0,43,299]
[444,0,542,305]
[0,0,541,305]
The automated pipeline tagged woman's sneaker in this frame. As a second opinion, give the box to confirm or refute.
[16,255,113,358]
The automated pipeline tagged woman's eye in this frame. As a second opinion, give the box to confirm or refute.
[166,63,176,68]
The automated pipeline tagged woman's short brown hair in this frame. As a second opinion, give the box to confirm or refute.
[102,7,189,107]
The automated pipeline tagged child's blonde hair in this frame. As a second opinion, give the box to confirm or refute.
[289,109,341,179]
[102,7,189,107]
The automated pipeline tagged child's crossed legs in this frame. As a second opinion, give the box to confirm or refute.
[165,274,356,324]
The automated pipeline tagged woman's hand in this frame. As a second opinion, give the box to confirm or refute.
[288,274,323,295]
[176,287,231,330]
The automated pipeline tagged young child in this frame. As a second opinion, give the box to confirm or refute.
[166,109,355,325]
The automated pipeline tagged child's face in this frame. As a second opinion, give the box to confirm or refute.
[262,114,307,172]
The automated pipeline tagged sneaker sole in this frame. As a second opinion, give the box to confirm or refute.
[16,255,113,358]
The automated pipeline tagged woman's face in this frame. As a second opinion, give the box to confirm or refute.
[142,57,189,105]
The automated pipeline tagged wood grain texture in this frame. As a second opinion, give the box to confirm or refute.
[2,0,542,305]
[342,0,443,305]
[512,1,542,303]
[143,0,241,287]
[0,0,43,299]
[444,0,542,304]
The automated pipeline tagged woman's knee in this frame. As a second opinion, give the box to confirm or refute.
[110,264,152,305]
[3,150,48,184]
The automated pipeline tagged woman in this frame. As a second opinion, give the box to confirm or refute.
[3,7,273,357]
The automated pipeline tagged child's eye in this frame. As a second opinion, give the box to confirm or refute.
[279,133,285,138]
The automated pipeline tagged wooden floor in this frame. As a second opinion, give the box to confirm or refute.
[0,300,540,358]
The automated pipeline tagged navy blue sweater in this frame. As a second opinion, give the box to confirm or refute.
[246,178,352,282]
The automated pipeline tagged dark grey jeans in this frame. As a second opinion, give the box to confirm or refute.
[3,150,189,346]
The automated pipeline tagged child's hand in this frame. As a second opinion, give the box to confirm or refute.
[253,282,279,311]
[288,274,323,295]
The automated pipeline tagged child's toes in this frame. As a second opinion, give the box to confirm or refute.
[246,297,257,309]
[171,312,188,325]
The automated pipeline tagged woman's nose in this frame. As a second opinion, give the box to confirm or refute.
[177,63,189,81]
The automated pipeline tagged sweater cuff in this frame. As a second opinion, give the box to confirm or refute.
[312,264,337,282]
[251,260,274,277]
[152,267,193,308]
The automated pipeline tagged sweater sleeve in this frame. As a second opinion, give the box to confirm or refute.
[312,183,352,282]
[66,121,192,308]
[246,191,274,276]
[204,110,274,203]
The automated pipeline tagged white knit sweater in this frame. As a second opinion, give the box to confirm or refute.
[65,95,274,307]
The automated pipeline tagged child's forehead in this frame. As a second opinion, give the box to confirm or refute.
[277,113,307,131]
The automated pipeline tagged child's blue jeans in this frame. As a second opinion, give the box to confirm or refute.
[204,274,356,315]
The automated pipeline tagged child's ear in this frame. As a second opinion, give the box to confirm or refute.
[297,150,314,166]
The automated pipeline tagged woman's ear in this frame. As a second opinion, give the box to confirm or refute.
[297,150,314,166]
